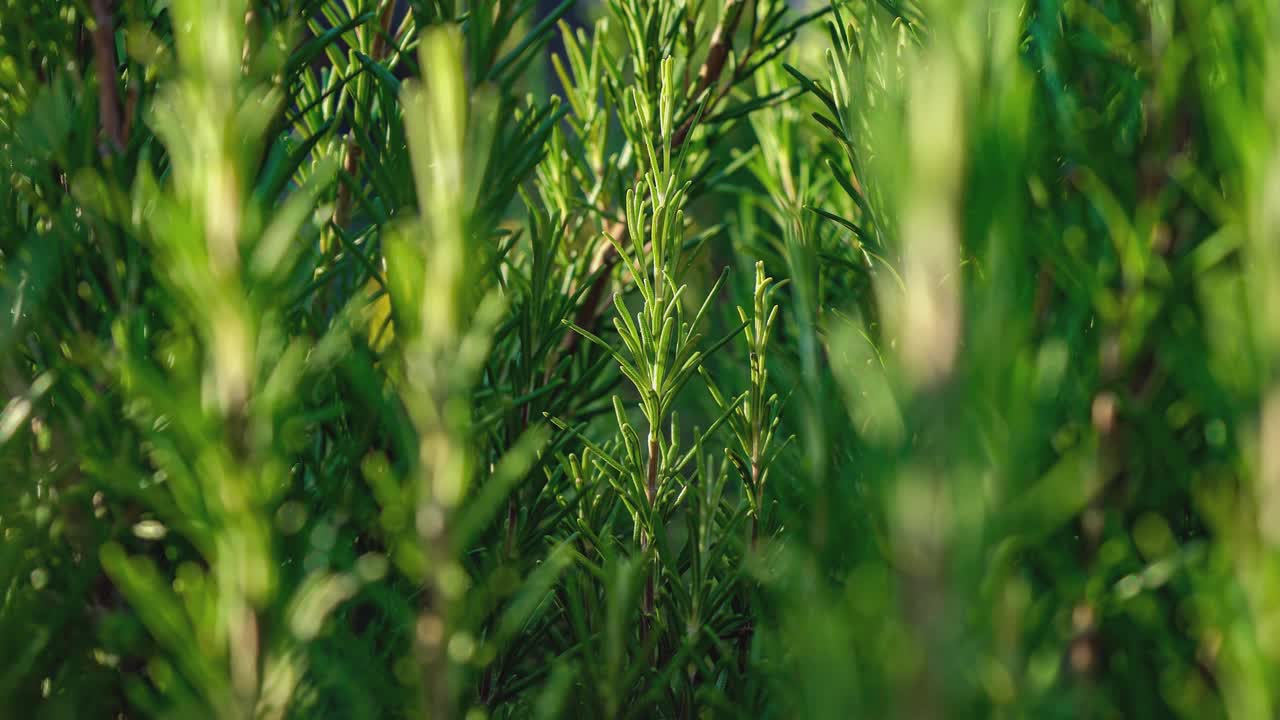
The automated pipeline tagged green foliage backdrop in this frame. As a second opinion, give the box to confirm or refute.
[3,0,1280,717]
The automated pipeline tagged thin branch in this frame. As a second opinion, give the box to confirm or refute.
[641,433,660,645]
[90,0,125,152]
[333,0,399,228]
[556,1,751,360]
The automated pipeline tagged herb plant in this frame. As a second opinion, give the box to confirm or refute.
[4,0,1280,718]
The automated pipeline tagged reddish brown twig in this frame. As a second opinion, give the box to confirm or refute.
[556,0,749,361]
[90,0,125,152]
[333,0,399,229]
[640,433,660,644]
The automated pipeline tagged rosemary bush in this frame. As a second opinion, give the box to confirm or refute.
[3,0,1280,717]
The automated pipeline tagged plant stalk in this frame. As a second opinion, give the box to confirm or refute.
[90,0,124,152]
[642,432,660,644]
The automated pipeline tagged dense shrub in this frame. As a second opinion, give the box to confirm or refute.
[3,0,1280,717]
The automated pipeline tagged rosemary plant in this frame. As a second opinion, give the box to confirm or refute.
[7,0,1280,718]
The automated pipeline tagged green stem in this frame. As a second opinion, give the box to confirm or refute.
[642,432,659,645]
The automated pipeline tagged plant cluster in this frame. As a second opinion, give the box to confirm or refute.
[4,0,1280,718]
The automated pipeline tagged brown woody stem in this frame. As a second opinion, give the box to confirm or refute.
[333,1,398,229]
[641,433,660,645]
[556,0,750,363]
[90,0,124,152]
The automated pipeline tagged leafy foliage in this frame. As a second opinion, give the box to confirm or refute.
[3,0,1280,718]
